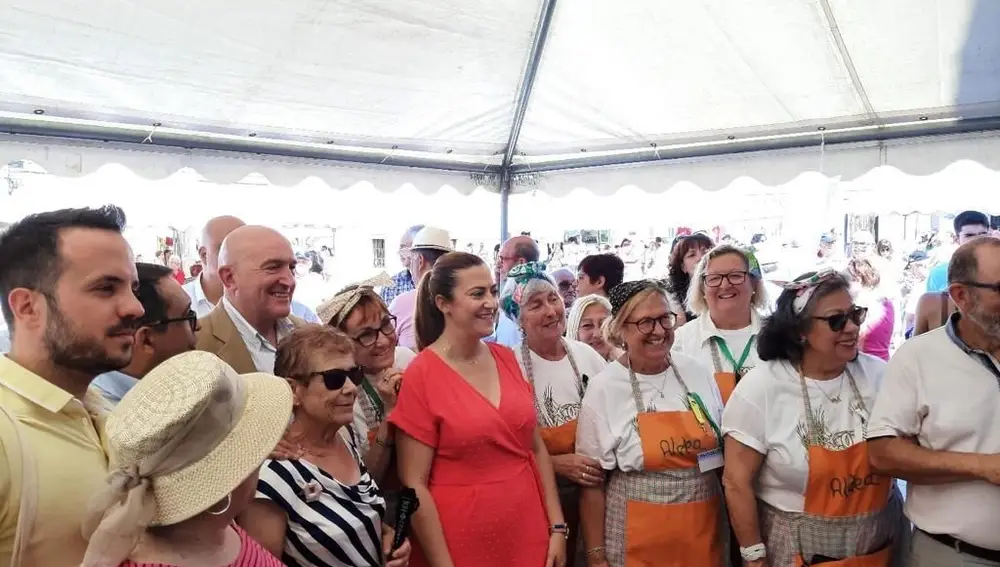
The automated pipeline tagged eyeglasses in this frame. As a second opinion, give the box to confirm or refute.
[352,316,397,347]
[557,280,577,290]
[625,313,677,335]
[958,281,1000,293]
[306,366,365,390]
[704,271,748,288]
[813,306,867,332]
[153,310,198,333]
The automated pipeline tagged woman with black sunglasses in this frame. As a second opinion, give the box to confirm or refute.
[241,324,412,567]
[721,270,907,567]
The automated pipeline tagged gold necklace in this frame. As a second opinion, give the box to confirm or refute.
[443,343,482,365]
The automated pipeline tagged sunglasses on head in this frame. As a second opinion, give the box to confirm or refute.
[812,306,867,332]
[308,366,365,390]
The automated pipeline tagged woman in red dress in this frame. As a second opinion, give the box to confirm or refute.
[389,251,568,567]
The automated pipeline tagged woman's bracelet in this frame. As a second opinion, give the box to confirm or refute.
[375,437,394,448]
[549,523,569,538]
[586,546,605,557]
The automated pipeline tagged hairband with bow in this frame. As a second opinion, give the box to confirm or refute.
[771,268,840,314]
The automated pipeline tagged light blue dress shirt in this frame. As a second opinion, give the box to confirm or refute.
[91,370,139,406]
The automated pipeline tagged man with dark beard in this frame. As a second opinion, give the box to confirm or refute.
[0,205,143,567]
[867,236,1000,566]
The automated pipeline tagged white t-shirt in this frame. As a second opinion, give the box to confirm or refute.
[353,346,417,454]
[576,353,725,472]
[672,313,761,378]
[514,339,608,428]
[866,325,1000,549]
[721,354,886,512]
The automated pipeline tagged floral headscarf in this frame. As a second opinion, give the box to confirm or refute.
[771,268,840,314]
[499,262,552,322]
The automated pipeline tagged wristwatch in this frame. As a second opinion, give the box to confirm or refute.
[740,543,767,562]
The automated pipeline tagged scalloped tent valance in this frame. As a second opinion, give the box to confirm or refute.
[3,0,1000,226]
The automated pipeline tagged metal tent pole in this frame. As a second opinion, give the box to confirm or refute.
[498,0,559,242]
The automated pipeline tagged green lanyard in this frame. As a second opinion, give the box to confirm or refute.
[711,335,755,375]
[360,378,385,422]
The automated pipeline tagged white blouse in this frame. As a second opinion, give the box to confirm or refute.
[576,353,725,472]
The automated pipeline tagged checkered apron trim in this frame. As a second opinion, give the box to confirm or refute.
[758,485,909,567]
[604,468,729,567]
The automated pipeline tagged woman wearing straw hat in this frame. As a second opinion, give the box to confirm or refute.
[241,324,412,567]
[80,350,294,567]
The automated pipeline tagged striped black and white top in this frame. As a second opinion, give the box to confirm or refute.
[256,427,387,567]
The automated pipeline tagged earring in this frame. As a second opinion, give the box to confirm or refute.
[208,493,232,516]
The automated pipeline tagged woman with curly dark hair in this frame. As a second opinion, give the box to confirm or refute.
[720,270,906,567]
[667,233,714,323]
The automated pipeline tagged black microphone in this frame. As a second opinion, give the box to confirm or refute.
[391,487,420,554]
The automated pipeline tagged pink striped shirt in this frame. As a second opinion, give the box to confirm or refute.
[120,525,284,567]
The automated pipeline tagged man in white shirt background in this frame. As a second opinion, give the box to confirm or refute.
[868,236,1000,566]
[194,225,303,373]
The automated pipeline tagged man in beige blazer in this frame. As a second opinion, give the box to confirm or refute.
[196,225,305,374]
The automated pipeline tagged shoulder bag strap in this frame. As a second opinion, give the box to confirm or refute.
[0,404,35,567]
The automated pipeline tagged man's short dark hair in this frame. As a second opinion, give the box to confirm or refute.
[954,211,990,234]
[949,237,1000,285]
[135,262,175,328]
[415,248,448,266]
[513,239,540,263]
[578,254,625,294]
[0,206,126,327]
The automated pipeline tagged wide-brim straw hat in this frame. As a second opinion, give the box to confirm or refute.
[105,351,293,526]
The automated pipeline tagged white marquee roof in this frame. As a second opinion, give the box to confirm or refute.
[3,0,1000,197]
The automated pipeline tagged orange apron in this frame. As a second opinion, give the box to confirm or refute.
[521,339,586,456]
[789,367,894,567]
[709,335,755,405]
[605,362,727,567]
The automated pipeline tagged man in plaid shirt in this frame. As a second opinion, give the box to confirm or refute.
[380,224,424,304]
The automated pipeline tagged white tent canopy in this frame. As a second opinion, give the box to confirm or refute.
[3,0,1000,224]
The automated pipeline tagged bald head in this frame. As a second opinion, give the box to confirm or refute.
[498,235,540,280]
[218,225,297,325]
[199,216,245,275]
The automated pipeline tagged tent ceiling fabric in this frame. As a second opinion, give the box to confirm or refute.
[2,0,1000,190]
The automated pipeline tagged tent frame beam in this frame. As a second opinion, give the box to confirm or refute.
[506,115,1000,175]
[818,0,876,119]
[499,0,559,241]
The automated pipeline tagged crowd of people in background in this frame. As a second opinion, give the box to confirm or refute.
[1,204,1000,567]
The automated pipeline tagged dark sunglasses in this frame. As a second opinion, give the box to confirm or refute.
[308,366,365,390]
[153,310,198,333]
[813,306,867,332]
[351,316,397,348]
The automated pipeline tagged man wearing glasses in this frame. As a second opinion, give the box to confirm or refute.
[868,236,1000,565]
[92,262,199,405]
[925,211,992,293]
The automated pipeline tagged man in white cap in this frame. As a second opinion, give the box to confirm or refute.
[389,226,453,350]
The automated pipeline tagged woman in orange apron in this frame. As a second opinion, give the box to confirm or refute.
[672,244,768,405]
[577,280,729,567]
[721,270,908,567]
[502,262,610,566]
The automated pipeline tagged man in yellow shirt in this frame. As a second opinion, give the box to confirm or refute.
[0,205,143,567]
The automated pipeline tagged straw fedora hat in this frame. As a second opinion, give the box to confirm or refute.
[410,226,453,253]
[105,351,292,526]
